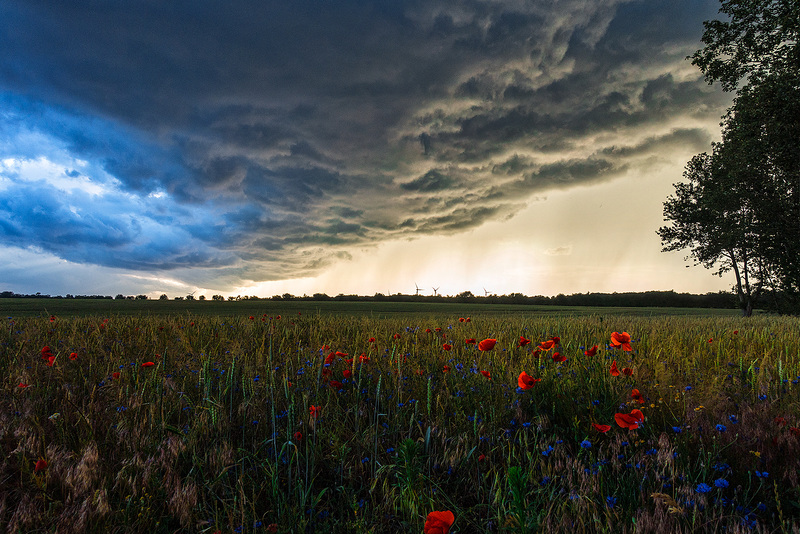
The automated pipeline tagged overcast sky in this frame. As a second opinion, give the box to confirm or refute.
[0,0,735,298]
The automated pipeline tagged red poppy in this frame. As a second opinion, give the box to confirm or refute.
[345,358,353,366]
[517,371,540,390]
[708,338,713,343]
[46,355,55,367]
[343,369,352,379]
[610,332,632,351]
[49,315,56,322]
[480,370,491,379]
[321,344,331,351]
[538,339,556,351]
[584,345,598,357]
[790,427,800,438]
[276,315,281,320]
[41,346,52,359]
[465,338,476,344]
[294,431,303,441]
[531,349,541,358]
[18,383,29,388]
[359,354,370,363]
[733,330,738,335]
[465,317,471,322]
[622,367,633,376]
[551,352,566,363]
[368,337,376,343]
[478,339,497,351]
[393,333,401,339]
[424,510,455,534]
[442,343,452,351]
[631,389,644,404]
[425,328,432,334]
[141,362,155,367]
[322,368,333,378]
[335,351,348,358]
[518,336,531,347]
[442,365,451,373]
[416,369,424,376]
[112,372,120,380]
[592,423,611,433]
[309,405,321,419]
[329,380,343,389]
[267,524,278,533]
[324,353,336,366]
[615,409,645,429]
[68,352,78,361]
[478,453,486,462]
[435,327,442,332]
[249,316,255,320]
[609,361,620,377]
[459,317,465,322]
[34,458,48,472]
[775,416,788,427]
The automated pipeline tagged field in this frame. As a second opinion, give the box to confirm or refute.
[1,303,799,533]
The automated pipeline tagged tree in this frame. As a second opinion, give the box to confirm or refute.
[661,0,800,314]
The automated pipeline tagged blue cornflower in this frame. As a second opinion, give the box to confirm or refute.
[685,385,693,391]
[606,496,617,508]
[580,440,592,449]
[716,424,727,432]
[728,414,738,424]
[715,478,729,488]
[672,426,682,433]
[755,470,769,478]
[696,483,712,493]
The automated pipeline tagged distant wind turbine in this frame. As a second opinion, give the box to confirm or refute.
[415,283,422,296]
[483,288,490,296]
[432,286,439,296]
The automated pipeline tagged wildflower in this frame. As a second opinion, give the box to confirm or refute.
[672,426,682,433]
[478,454,486,462]
[695,483,712,493]
[442,343,452,351]
[46,355,55,367]
[309,405,321,419]
[606,496,617,508]
[343,369,352,379]
[478,339,497,351]
[480,370,491,379]
[518,336,531,347]
[538,339,556,351]
[329,380,343,390]
[584,345,598,357]
[34,458,48,472]
[392,333,401,340]
[111,372,120,380]
[141,362,155,367]
[267,525,278,533]
[592,423,611,433]
[714,478,729,488]
[359,354,370,363]
[424,510,455,534]
[465,338,476,344]
[517,371,540,390]
[580,440,592,449]
[69,352,78,361]
[716,424,726,432]
[610,332,632,351]
[610,361,620,377]
[551,352,566,363]
[368,337,376,343]
[631,389,644,404]
[622,367,633,376]
[755,470,769,478]
[442,365,451,373]
[615,409,645,430]
[18,383,29,388]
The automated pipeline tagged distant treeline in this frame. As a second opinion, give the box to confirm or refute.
[1,290,738,309]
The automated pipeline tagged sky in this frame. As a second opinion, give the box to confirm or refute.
[0,0,736,299]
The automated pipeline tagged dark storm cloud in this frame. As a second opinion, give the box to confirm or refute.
[0,0,729,286]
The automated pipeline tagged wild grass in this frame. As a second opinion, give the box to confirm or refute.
[1,312,799,533]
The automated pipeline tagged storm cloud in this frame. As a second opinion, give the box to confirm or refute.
[0,0,730,290]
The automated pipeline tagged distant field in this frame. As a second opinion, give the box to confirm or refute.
[0,297,744,319]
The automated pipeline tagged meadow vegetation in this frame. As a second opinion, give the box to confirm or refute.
[1,309,799,532]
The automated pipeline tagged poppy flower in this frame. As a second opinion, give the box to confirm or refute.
[610,332,632,351]
[551,352,566,363]
[517,371,540,390]
[425,328,432,334]
[69,352,78,361]
[359,354,370,363]
[368,337,376,343]
[416,369,424,376]
[249,316,255,320]
[322,368,333,378]
[46,356,55,367]
[111,372,120,380]
[538,339,556,351]
[584,345,598,357]
[343,369,352,379]
[615,409,645,430]
[267,524,278,533]
[18,383,29,388]
[465,338,476,344]
[435,327,442,332]
[294,431,302,441]
[478,339,497,351]
[442,365,451,373]
[345,358,353,366]
[393,333,401,339]
[442,343,452,351]
[609,361,620,377]
[622,367,633,376]
[459,317,465,322]
[631,389,644,404]
[518,336,531,347]
[531,349,541,358]
[424,510,455,534]
[34,458,48,472]
[321,344,331,351]
[49,315,56,322]
[480,370,491,379]
[335,351,348,358]
[324,353,336,366]
[329,380,343,390]
[309,405,321,419]
[141,362,155,367]
[774,416,788,427]
[592,423,611,433]
[478,453,486,462]
[790,427,800,438]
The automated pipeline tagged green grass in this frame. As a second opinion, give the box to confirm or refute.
[1,310,798,533]
[1,297,743,319]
